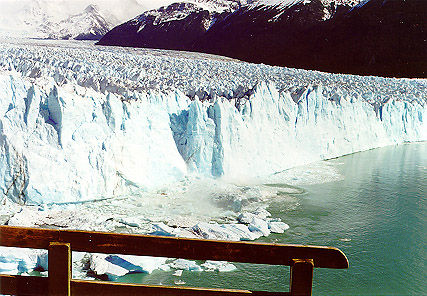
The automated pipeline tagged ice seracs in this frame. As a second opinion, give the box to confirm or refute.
[0,39,425,205]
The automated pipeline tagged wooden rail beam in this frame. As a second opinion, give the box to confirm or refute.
[0,275,290,296]
[0,226,349,269]
[0,274,47,296]
[0,225,349,296]
[71,280,291,296]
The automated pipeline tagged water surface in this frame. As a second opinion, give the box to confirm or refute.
[118,143,426,295]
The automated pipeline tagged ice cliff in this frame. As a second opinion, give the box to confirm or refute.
[173,82,425,180]
[0,40,425,204]
[0,74,188,204]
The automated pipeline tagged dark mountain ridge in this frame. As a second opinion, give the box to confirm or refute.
[98,2,229,50]
[97,0,427,78]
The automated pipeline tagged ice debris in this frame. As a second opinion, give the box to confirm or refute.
[0,205,287,279]
[201,261,237,272]
[146,207,289,242]
[169,259,202,272]
[85,254,129,278]
[0,250,236,280]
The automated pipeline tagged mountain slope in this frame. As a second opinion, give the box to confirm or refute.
[97,1,236,49]
[312,0,427,78]
[98,0,427,78]
[195,0,426,77]
[194,0,344,67]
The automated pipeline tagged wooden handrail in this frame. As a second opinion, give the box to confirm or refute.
[0,275,291,296]
[0,225,349,296]
[0,226,348,268]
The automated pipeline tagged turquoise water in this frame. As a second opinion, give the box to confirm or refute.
[118,142,427,295]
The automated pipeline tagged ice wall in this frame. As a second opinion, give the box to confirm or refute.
[0,40,425,204]
[173,82,426,178]
[0,74,188,204]
[0,72,425,204]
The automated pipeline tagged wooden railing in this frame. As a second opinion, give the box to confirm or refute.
[0,225,348,296]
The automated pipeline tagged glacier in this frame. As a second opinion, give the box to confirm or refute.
[0,37,425,282]
[0,39,425,205]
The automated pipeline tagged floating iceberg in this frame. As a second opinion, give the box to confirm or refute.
[0,247,40,275]
[201,260,237,272]
[169,259,202,272]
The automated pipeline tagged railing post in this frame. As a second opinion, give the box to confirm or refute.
[290,259,314,296]
[48,242,71,296]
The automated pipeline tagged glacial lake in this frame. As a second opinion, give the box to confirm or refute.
[117,142,426,295]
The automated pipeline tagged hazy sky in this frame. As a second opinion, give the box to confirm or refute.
[0,0,179,23]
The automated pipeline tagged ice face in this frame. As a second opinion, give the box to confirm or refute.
[175,82,425,179]
[0,39,425,205]
[0,73,188,204]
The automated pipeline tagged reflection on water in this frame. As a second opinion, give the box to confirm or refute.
[118,143,426,295]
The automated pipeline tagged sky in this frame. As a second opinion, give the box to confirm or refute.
[0,0,179,24]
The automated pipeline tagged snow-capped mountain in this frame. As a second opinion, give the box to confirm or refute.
[251,0,363,20]
[98,0,362,62]
[48,5,114,40]
[98,0,426,78]
[97,0,356,52]
[0,0,151,40]
[97,1,235,49]
[0,0,53,38]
